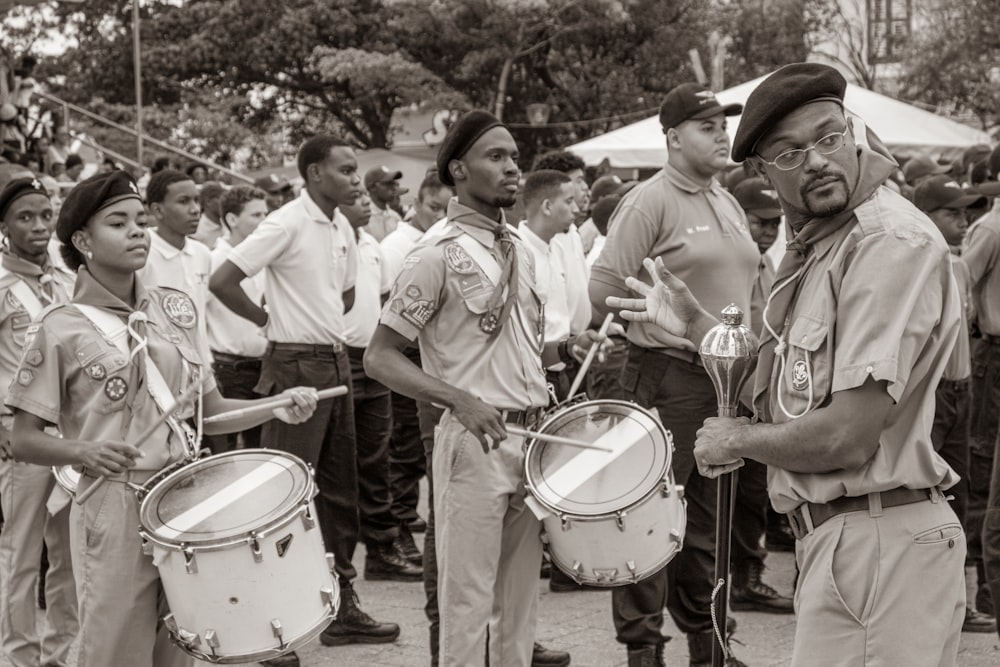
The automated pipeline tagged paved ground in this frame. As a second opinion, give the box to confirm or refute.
[5,481,1000,666]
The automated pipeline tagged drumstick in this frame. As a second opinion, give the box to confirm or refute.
[75,381,202,504]
[567,313,615,399]
[506,424,613,453]
[202,385,348,424]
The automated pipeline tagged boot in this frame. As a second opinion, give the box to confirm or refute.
[627,643,665,667]
[730,560,793,614]
[364,540,422,582]
[962,606,996,633]
[531,642,571,667]
[260,652,300,667]
[688,623,746,667]
[320,583,401,646]
[396,524,423,566]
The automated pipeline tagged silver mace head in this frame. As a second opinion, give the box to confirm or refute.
[699,304,759,417]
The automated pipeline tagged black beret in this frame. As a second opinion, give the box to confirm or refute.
[0,176,49,220]
[57,170,142,244]
[436,110,504,186]
[732,63,847,162]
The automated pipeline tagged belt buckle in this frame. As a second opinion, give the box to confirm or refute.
[787,504,814,540]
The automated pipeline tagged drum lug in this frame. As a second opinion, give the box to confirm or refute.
[615,511,626,531]
[183,547,197,574]
[326,553,336,574]
[300,504,316,531]
[140,535,153,556]
[570,560,584,583]
[204,628,220,656]
[627,560,638,583]
[271,619,286,649]
[539,530,549,545]
[660,479,672,497]
[593,568,619,583]
[321,586,336,610]
[560,515,572,531]
[670,528,683,543]
[250,533,263,563]
[675,484,685,500]
[165,614,200,648]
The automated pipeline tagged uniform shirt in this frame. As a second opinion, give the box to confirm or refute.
[138,229,212,361]
[764,187,961,513]
[591,163,759,352]
[192,213,228,250]
[750,254,776,339]
[550,225,592,337]
[381,221,425,284]
[585,234,606,268]
[6,268,216,471]
[206,238,267,358]
[0,252,75,415]
[228,189,358,345]
[364,202,402,243]
[962,207,1000,336]
[380,200,548,410]
[942,255,971,382]
[518,222,590,344]
[343,228,391,348]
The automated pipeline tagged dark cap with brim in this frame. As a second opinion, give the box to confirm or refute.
[733,177,783,219]
[732,63,847,163]
[0,177,49,221]
[659,83,741,132]
[57,170,142,244]
[913,175,987,212]
[436,110,504,186]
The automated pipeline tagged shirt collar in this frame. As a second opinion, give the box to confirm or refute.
[1,250,50,278]
[298,189,340,225]
[73,266,151,316]
[150,229,193,259]
[447,198,511,248]
[517,221,550,255]
[662,162,722,195]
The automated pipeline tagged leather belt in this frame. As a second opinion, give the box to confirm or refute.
[980,333,1000,345]
[661,347,703,367]
[938,378,970,393]
[786,487,935,540]
[267,341,344,356]
[500,407,544,430]
[212,352,262,367]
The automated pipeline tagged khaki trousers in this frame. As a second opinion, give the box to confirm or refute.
[0,460,77,667]
[433,411,542,667]
[792,491,965,666]
[70,477,192,667]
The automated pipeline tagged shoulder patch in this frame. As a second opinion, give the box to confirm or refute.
[17,369,33,386]
[160,291,197,329]
[444,243,476,274]
[25,349,43,366]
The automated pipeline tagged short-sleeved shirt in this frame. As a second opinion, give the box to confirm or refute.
[591,163,760,351]
[379,200,548,410]
[344,229,392,348]
[363,203,402,243]
[206,238,267,358]
[764,187,961,513]
[192,213,228,250]
[943,255,971,381]
[381,222,425,284]
[518,222,590,343]
[0,252,75,414]
[228,190,358,345]
[6,268,216,471]
[750,254,776,339]
[138,230,213,361]
[962,207,1000,336]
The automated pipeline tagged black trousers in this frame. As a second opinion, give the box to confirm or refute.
[932,379,971,526]
[257,345,358,585]
[206,354,262,453]
[969,339,1000,574]
[389,348,426,525]
[417,400,445,666]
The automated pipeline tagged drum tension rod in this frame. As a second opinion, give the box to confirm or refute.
[271,619,286,649]
[615,511,627,531]
[250,533,263,563]
[183,547,197,574]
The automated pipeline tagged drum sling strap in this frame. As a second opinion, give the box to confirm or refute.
[74,303,200,461]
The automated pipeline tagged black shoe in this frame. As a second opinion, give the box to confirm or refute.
[627,643,664,667]
[975,584,994,617]
[539,556,552,579]
[688,620,742,667]
[408,515,427,533]
[963,607,996,633]
[320,585,401,646]
[730,561,793,614]
[395,525,423,566]
[532,642,571,667]
[364,541,423,582]
[260,651,300,667]
[549,566,584,592]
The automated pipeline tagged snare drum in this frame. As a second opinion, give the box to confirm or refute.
[524,399,686,586]
[138,449,338,664]
[52,465,80,497]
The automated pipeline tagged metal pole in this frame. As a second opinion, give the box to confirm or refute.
[699,304,758,667]
[132,0,143,167]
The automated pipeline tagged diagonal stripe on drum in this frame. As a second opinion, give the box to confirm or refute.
[541,417,653,498]
[153,454,296,540]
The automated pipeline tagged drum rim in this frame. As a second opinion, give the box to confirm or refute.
[524,399,672,517]
[52,465,81,494]
[139,449,314,549]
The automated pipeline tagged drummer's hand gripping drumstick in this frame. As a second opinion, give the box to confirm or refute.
[201,385,348,424]
[505,424,614,453]
[699,305,758,667]
[567,313,615,399]
[75,380,202,504]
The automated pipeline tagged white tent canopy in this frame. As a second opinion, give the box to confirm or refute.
[568,74,991,169]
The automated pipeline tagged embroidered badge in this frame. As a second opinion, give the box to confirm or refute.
[791,360,810,392]
[166,333,183,344]
[402,255,421,269]
[161,293,197,329]
[444,243,476,274]
[25,349,43,366]
[87,363,106,380]
[5,292,19,310]
[405,285,422,299]
[402,300,435,327]
[17,369,32,386]
[389,298,406,314]
[479,313,498,334]
[104,376,128,401]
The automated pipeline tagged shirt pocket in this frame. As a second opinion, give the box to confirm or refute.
[10,314,30,348]
[779,315,830,418]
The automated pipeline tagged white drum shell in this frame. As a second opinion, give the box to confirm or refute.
[139,450,338,664]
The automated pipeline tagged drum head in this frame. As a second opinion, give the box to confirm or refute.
[139,449,311,546]
[526,400,669,516]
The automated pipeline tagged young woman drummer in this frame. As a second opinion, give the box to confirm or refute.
[5,170,320,667]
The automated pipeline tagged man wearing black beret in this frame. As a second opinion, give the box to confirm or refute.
[366,110,609,667]
[610,62,967,664]
[0,177,78,667]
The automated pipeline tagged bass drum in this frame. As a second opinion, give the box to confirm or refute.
[139,449,338,664]
[525,399,686,586]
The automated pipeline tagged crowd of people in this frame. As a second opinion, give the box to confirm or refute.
[0,60,998,667]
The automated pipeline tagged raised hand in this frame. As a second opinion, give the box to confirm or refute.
[605,257,704,339]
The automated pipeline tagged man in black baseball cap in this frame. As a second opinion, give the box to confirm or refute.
[363,166,404,241]
[253,173,294,213]
[658,83,742,133]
